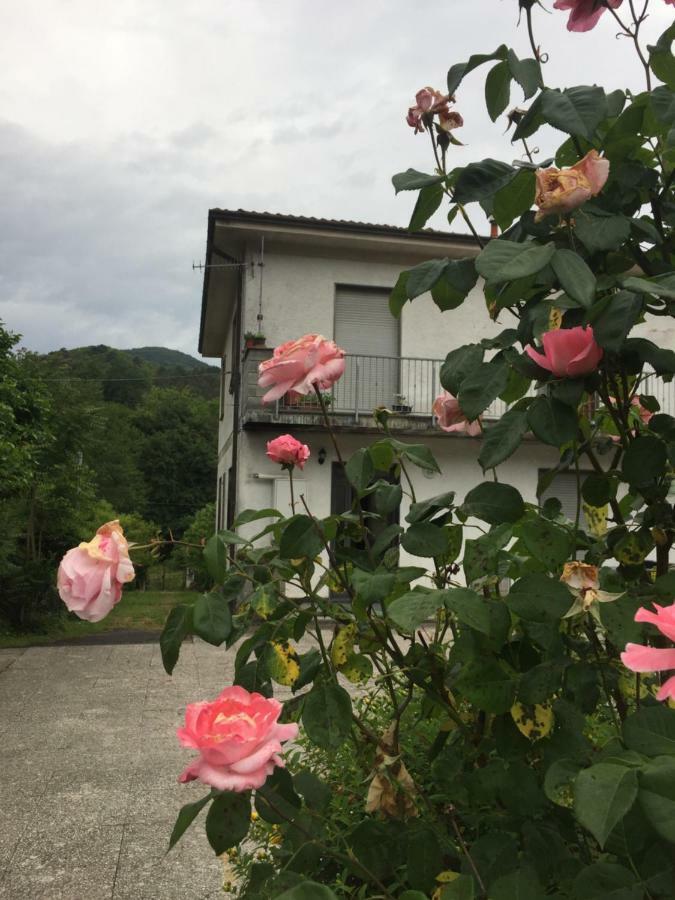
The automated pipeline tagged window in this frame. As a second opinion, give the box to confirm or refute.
[333,286,401,411]
[539,470,596,528]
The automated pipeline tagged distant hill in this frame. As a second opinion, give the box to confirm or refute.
[42,344,220,404]
[124,346,214,371]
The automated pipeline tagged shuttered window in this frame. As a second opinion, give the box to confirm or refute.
[539,471,592,527]
[334,286,400,411]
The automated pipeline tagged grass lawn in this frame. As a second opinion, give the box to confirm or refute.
[0,590,197,648]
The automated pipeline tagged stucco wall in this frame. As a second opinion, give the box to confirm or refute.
[241,246,502,362]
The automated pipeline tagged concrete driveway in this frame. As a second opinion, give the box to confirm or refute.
[0,640,236,899]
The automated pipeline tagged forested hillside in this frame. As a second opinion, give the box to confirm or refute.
[0,327,220,628]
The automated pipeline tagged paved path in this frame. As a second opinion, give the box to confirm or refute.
[0,639,243,899]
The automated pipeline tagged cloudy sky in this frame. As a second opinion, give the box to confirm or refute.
[1,0,670,358]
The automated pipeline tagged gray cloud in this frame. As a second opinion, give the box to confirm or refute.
[0,0,670,355]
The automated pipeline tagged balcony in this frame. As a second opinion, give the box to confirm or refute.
[241,347,674,433]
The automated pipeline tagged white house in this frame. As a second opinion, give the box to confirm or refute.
[197,209,674,549]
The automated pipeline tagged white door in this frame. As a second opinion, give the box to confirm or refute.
[333,286,400,413]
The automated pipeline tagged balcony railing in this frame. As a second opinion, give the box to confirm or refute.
[241,348,675,429]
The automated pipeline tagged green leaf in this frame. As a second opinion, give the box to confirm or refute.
[649,21,675,89]
[437,875,476,899]
[293,769,330,811]
[574,210,630,253]
[168,794,211,851]
[373,481,403,516]
[475,240,555,282]
[489,867,544,900]
[573,863,642,900]
[485,60,511,121]
[621,436,667,487]
[431,258,478,311]
[302,682,352,749]
[454,159,517,204]
[389,271,410,317]
[589,291,642,353]
[456,658,517,713]
[621,275,675,301]
[406,490,456,524]
[507,574,572,623]
[192,591,232,646]
[447,45,508,95]
[479,408,529,471]
[440,344,484,395]
[392,440,441,474]
[409,182,444,231]
[624,706,675,757]
[205,791,251,855]
[445,586,510,640]
[638,756,675,841]
[406,824,442,893]
[574,763,638,849]
[406,258,449,299]
[650,85,675,126]
[492,168,536,231]
[345,448,374,494]
[255,768,302,824]
[279,515,323,560]
[551,250,596,309]
[527,396,579,448]
[160,604,192,675]
[204,534,227,583]
[275,884,339,900]
[519,517,572,571]
[507,50,542,100]
[540,85,607,139]
[388,589,445,632]
[233,508,282,526]
[582,473,617,507]
[462,481,525,524]
[458,360,510,420]
[392,169,445,193]
[401,522,450,558]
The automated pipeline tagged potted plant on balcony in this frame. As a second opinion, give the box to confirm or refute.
[244,331,266,349]
[391,392,412,414]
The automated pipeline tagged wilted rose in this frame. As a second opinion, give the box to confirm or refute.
[534,150,609,222]
[406,87,461,135]
[526,325,603,378]
[177,686,298,791]
[258,334,345,404]
[57,520,135,622]
[266,434,310,469]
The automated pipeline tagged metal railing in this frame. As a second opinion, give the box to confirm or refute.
[244,350,675,426]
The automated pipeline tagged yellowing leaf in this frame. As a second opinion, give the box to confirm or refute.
[330,624,357,668]
[266,641,300,686]
[341,653,372,684]
[511,701,554,741]
[548,307,562,330]
[582,502,608,538]
[436,870,461,884]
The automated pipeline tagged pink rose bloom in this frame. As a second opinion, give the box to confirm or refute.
[534,150,609,222]
[57,520,135,622]
[266,434,310,469]
[433,390,481,436]
[526,326,603,378]
[177,686,298,792]
[631,395,654,426]
[553,0,623,32]
[258,333,345,404]
[406,87,456,134]
[621,603,675,701]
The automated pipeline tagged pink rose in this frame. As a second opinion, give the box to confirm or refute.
[526,326,603,378]
[432,390,481,436]
[57,520,135,622]
[266,434,310,469]
[177,686,298,792]
[406,87,459,135]
[258,333,345,404]
[621,603,675,702]
[534,150,609,222]
[553,0,623,32]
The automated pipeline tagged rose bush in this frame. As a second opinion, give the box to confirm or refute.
[64,2,675,896]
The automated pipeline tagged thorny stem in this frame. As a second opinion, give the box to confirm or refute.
[298,493,355,601]
[525,3,548,67]
[288,466,296,514]
[314,384,344,466]
[427,129,485,249]
[448,808,487,897]
[586,621,623,733]
[606,2,652,90]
